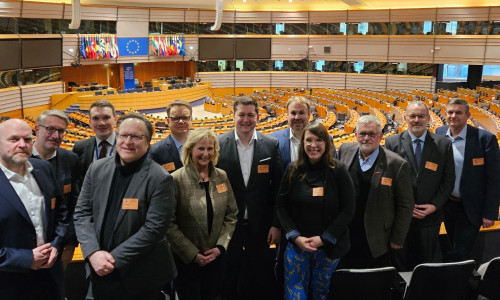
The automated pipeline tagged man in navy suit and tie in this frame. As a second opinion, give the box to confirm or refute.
[218,96,283,299]
[150,99,192,173]
[0,119,68,300]
[32,110,80,266]
[385,101,455,270]
[73,100,117,182]
[436,98,500,261]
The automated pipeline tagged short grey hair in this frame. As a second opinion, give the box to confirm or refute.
[447,98,470,113]
[356,115,382,133]
[406,101,429,114]
[36,110,70,127]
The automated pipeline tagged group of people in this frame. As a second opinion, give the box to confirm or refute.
[0,94,499,300]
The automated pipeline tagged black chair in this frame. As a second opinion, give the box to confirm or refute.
[401,260,475,300]
[127,89,134,93]
[94,91,102,96]
[330,267,398,300]
[117,90,126,94]
[77,88,85,92]
[107,90,115,95]
[136,88,144,93]
[476,257,500,300]
[146,87,153,92]
[153,86,161,91]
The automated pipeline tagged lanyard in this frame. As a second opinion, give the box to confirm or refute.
[94,139,116,160]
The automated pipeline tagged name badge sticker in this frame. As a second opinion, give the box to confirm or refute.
[122,198,139,210]
[425,161,438,171]
[162,162,175,172]
[63,184,71,194]
[473,158,484,166]
[381,177,392,186]
[312,187,324,197]
[51,198,56,209]
[216,183,228,193]
[258,164,269,173]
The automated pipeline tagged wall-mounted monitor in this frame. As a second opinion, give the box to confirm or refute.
[198,38,234,60]
[235,38,271,59]
[0,39,21,71]
[21,38,62,69]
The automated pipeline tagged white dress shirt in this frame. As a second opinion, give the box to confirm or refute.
[289,127,300,163]
[0,162,46,246]
[235,130,258,219]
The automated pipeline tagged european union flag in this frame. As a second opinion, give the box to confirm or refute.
[117,38,149,56]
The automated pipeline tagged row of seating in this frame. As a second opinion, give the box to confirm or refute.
[330,257,500,300]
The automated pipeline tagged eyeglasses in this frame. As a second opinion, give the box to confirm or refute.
[305,139,325,146]
[39,124,66,135]
[170,116,191,123]
[407,114,428,120]
[117,133,146,142]
[357,132,379,139]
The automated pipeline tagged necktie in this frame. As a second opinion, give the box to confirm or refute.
[99,141,109,159]
[414,139,422,167]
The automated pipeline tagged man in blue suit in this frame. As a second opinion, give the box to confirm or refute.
[150,99,192,173]
[436,98,500,261]
[270,96,336,168]
[0,119,68,300]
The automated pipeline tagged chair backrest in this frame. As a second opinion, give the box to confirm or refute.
[478,257,500,300]
[330,267,396,300]
[404,260,475,300]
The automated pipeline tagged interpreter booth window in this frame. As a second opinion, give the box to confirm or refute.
[0,18,18,34]
[149,22,184,34]
[314,61,326,72]
[273,23,308,35]
[308,23,345,35]
[323,61,348,72]
[197,61,219,72]
[17,19,116,34]
[234,23,272,35]
[442,64,468,81]
[490,21,500,34]
[483,65,500,81]
[236,60,271,71]
[282,60,308,71]
[0,67,62,89]
[274,60,284,71]
[198,23,234,34]
[391,22,433,35]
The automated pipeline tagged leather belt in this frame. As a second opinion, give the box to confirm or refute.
[449,195,462,202]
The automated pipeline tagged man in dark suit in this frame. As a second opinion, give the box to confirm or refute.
[271,96,336,168]
[32,110,80,266]
[0,119,68,300]
[338,115,414,269]
[436,98,500,261]
[150,99,192,173]
[385,101,455,270]
[74,114,177,299]
[73,100,116,182]
[218,96,283,300]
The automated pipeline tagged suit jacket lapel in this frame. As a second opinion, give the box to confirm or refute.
[225,131,246,190]
[367,147,385,206]
[95,158,114,230]
[419,133,436,175]
[463,125,477,180]
[29,165,49,233]
[247,133,262,188]
[113,159,150,231]
[0,169,33,226]
[167,135,182,167]
[86,137,96,168]
[401,132,418,175]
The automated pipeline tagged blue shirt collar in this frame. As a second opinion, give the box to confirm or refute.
[446,125,467,140]
[170,134,184,151]
[408,130,427,143]
[358,146,380,163]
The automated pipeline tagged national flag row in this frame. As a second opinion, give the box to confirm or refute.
[150,35,185,57]
[80,35,119,60]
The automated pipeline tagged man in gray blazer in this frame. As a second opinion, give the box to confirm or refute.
[150,99,192,173]
[218,96,283,300]
[385,101,455,271]
[338,115,414,269]
[74,113,176,299]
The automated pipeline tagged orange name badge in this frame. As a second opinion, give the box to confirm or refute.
[51,198,56,209]
[473,158,485,166]
[312,187,324,197]
[381,177,392,186]
[63,184,71,194]
[425,161,438,171]
[122,198,139,210]
[162,162,175,172]
[216,183,228,194]
[258,164,269,173]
